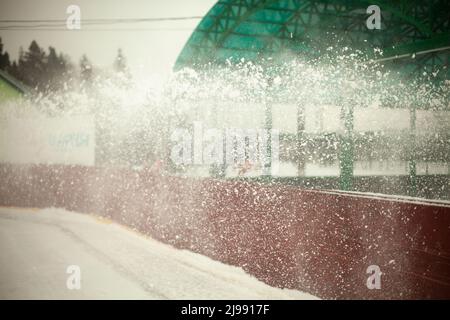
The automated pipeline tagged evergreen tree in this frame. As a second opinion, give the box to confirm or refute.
[20,40,47,90]
[80,54,93,83]
[58,52,73,86]
[45,46,69,90]
[58,52,70,74]
[1,39,72,93]
[6,47,25,83]
[12,47,26,82]
[9,61,19,78]
[0,38,11,71]
[47,47,60,73]
[114,48,127,73]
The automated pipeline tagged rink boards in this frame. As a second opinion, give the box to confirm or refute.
[0,164,449,299]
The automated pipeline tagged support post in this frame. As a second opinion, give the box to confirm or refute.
[263,77,273,178]
[264,99,272,177]
[210,102,226,178]
[297,104,305,177]
[339,104,354,191]
[408,105,417,196]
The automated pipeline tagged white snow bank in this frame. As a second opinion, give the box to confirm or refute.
[0,207,318,300]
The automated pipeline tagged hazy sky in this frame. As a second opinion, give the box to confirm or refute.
[0,0,217,76]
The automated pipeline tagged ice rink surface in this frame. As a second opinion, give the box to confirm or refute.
[0,207,317,300]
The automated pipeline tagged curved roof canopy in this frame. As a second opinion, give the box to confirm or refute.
[175,0,450,82]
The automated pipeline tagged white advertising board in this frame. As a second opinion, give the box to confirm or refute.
[0,115,95,166]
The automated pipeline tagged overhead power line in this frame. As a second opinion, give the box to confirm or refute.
[0,16,203,22]
[0,16,202,24]
[0,16,203,31]
[0,27,193,32]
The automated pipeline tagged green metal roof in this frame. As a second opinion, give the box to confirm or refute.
[175,0,450,82]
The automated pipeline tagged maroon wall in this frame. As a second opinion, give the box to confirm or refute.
[0,164,449,299]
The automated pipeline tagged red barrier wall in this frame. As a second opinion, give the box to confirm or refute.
[1,164,449,299]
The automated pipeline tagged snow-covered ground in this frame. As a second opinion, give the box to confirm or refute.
[0,207,318,300]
